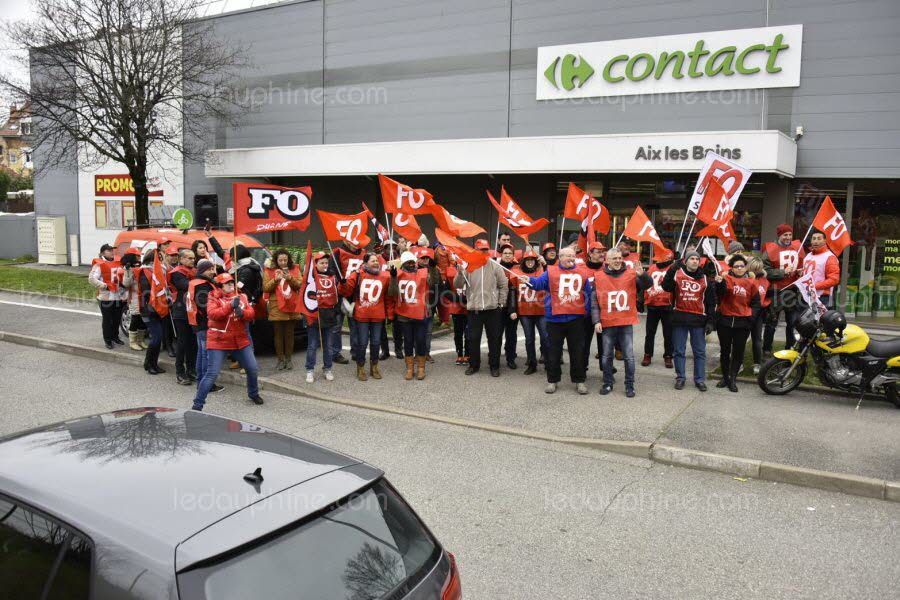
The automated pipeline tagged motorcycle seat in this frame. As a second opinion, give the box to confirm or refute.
[865,337,900,358]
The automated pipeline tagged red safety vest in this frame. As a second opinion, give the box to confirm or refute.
[673,269,708,316]
[547,265,591,316]
[167,265,195,304]
[644,264,673,307]
[757,277,772,308]
[765,240,804,290]
[314,271,339,309]
[594,270,639,328]
[94,259,123,293]
[395,268,430,320]
[351,270,390,322]
[186,278,207,326]
[265,266,302,314]
[444,267,467,316]
[512,266,545,316]
[719,275,756,318]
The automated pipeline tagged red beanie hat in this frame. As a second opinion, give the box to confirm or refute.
[776,223,793,236]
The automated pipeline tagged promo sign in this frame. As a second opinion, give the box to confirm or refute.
[537,25,802,100]
[233,183,312,235]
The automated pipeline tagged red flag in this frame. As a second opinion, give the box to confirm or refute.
[487,188,549,240]
[149,252,170,318]
[623,206,665,249]
[434,228,489,273]
[391,212,422,243]
[233,183,312,235]
[430,205,486,238]
[298,240,318,320]
[565,183,610,234]
[697,219,737,245]
[812,196,853,256]
[362,201,391,245]
[378,174,436,215]
[316,209,371,247]
[695,177,731,226]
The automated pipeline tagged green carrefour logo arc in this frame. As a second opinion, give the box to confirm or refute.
[544,54,594,91]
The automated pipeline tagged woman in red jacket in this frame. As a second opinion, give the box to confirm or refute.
[389,251,441,380]
[714,254,761,392]
[340,253,390,381]
[192,273,263,411]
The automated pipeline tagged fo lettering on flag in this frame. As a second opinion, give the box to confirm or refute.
[233,183,312,235]
[317,210,371,248]
[792,272,827,318]
[811,196,853,256]
[565,182,610,234]
[487,187,549,240]
[378,174,436,215]
[622,206,666,250]
[688,151,752,214]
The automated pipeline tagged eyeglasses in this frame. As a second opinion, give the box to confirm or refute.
[733,264,747,269]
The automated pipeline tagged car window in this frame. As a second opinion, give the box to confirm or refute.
[179,479,438,600]
[0,496,92,599]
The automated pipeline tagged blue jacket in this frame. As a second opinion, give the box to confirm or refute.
[527,266,593,323]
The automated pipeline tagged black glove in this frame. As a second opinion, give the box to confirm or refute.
[389,266,397,277]
[704,321,715,336]
[231,296,241,309]
[234,304,244,319]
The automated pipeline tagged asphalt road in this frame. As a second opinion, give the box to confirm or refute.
[1,342,897,599]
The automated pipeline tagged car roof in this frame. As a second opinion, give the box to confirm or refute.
[0,408,378,567]
[113,228,264,251]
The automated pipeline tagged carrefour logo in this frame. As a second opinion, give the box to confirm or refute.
[543,54,594,91]
[536,25,802,100]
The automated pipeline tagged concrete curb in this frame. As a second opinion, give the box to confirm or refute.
[1,329,896,503]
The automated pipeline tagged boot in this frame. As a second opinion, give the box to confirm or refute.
[716,376,729,388]
[641,353,651,367]
[664,356,673,369]
[379,347,390,361]
[416,356,427,380]
[395,344,405,360]
[370,361,382,380]
[146,347,165,375]
[404,356,415,380]
[129,331,143,351]
[139,331,149,349]
[357,363,368,381]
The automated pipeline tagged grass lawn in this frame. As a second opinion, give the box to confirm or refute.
[0,265,96,300]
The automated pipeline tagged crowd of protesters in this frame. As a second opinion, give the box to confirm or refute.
[88,221,838,409]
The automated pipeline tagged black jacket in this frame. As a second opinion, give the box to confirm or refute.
[170,270,191,320]
[235,259,263,305]
[500,260,518,315]
[192,277,215,332]
[661,261,717,328]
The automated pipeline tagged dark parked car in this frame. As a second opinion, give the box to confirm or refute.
[0,408,461,599]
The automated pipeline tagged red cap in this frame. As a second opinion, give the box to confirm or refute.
[418,248,435,260]
[312,251,329,261]
[523,246,538,259]
[541,242,556,253]
[214,273,234,285]
[776,223,793,236]
[474,239,490,250]
[159,237,171,245]
[124,247,141,256]
[165,246,180,256]
[587,241,606,252]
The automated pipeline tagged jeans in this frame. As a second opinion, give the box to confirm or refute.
[644,308,673,358]
[501,311,518,362]
[195,330,208,386]
[400,318,428,357]
[194,345,258,409]
[763,290,799,351]
[467,308,502,371]
[331,313,358,360]
[602,325,635,388]
[717,324,750,380]
[174,318,197,378]
[99,300,124,342]
[356,321,383,364]
[451,314,470,357]
[307,319,334,371]
[546,317,586,384]
[672,325,707,383]
[142,315,162,349]
[519,315,548,366]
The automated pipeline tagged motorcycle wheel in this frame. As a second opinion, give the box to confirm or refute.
[884,383,900,409]
[120,305,132,338]
[757,357,806,395]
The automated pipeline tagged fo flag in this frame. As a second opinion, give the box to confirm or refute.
[430,205,485,238]
[487,187,549,240]
[623,206,665,250]
[378,174,436,215]
[149,252,170,318]
[697,219,737,245]
[362,202,391,245]
[233,183,312,235]
[565,183,610,234]
[391,212,423,243]
[434,228,489,273]
[792,272,828,318]
[695,177,732,226]
[298,241,318,320]
[317,210,371,248]
[812,196,853,256]
[688,152,752,214]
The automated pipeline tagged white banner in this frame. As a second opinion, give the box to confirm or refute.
[688,151,753,214]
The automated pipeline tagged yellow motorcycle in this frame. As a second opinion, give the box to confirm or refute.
[757,309,900,408]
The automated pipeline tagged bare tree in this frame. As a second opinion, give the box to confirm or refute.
[1,0,248,224]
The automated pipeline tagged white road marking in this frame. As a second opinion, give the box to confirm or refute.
[0,300,100,317]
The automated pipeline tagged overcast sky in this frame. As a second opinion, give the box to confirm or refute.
[0,0,34,115]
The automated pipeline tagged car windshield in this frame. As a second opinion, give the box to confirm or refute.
[178,479,438,600]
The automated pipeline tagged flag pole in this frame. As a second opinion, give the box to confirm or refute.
[682,215,698,248]
[385,212,394,261]
[799,196,828,247]
[325,240,342,275]
[558,216,566,248]
[491,258,532,287]
[675,211,692,253]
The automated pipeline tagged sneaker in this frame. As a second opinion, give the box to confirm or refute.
[333,354,349,365]
[176,376,192,386]
[112,337,125,346]
[544,382,557,394]
[674,378,685,390]
[461,356,469,364]
[641,354,652,367]
[506,359,517,370]
[695,381,708,392]
[324,370,334,381]
[250,394,264,405]
[576,383,588,395]
[490,368,500,377]
[599,384,612,395]
[191,404,203,411]
[455,356,464,366]
[752,363,761,375]
[625,387,636,398]
[209,384,224,393]
[305,371,315,383]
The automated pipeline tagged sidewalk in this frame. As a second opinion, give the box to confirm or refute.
[0,290,897,485]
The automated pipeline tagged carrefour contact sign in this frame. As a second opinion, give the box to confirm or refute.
[537,25,802,100]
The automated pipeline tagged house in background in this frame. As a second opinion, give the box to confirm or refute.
[0,103,33,175]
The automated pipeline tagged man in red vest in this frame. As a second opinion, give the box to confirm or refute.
[591,248,652,397]
[762,223,805,353]
[169,248,197,385]
[88,243,127,349]
[802,230,841,308]
[642,246,675,368]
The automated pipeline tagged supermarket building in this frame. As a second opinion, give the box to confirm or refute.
[34,0,900,320]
